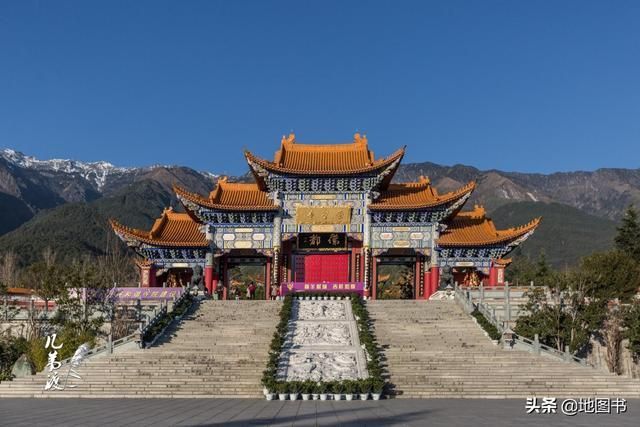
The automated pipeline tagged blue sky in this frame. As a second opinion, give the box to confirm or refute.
[1,1,639,175]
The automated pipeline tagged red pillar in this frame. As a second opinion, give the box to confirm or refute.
[350,242,357,282]
[204,265,213,294]
[371,256,378,300]
[428,266,439,298]
[414,255,421,300]
[489,266,498,287]
[265,256,272,300]
[222,256,228,300]
[424,269,431,300]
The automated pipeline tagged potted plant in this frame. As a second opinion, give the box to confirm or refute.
[289,381,300,401]
[319,382,328,401]
[358,379,371,400]
[301,380,313,400]
[276,382,288,401]
[330,381,344,401]
[343,380,355,401]
[262,377,275,400]
[371,378,384,400]
[264,378,276,401]
[312,382,321,400]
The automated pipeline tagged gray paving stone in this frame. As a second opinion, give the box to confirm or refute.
[4,398,635,426]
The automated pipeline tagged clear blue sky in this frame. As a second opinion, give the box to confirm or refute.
[1,1,639,175]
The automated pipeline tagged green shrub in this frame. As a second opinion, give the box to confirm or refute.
[343,380,356,394]
[472,309,502,340]
[301,380,315,394]
[27,337,48,373]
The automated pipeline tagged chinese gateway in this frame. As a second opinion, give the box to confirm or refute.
[110,134,540,299]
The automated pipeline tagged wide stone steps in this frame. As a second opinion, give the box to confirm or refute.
[0,300,281,398]
[368,300,640,398]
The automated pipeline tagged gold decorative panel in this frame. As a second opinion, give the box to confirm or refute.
[296,206,351,225]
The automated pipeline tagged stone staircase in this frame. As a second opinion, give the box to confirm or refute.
[0,300,281,398]
[368,300,640,398]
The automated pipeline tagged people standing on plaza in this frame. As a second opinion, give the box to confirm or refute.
[270,284,277,301]
[248,282,256,299]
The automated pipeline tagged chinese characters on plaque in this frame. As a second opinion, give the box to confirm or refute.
[297,233,347,250]
[295,206,351,225]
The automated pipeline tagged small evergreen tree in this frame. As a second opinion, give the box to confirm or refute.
[505,252,536,285]
[623,301,640,361]
[515,268,605,355]
[580,250,640,303]
[614,205,640,261]
[534,250,553,287]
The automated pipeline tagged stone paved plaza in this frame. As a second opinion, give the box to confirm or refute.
[0,398,638,426]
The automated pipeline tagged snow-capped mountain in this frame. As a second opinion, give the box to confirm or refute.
[2,148,135,191]
[1,148,219,192]
[0,148,218,235]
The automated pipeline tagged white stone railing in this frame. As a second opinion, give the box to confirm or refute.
[453,283,594,368]
[139,289,193,348]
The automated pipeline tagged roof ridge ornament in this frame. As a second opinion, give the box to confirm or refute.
[472,204,486,218]
[353,132,367,145]
[281,133,295,145]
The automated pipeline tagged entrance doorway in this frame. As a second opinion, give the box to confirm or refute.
[376,262,414,299]
[294,253,350,283]
[226,258,266,300]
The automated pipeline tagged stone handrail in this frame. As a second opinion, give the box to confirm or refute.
[453,283,594,368]
[138,288,192,348]
[55,331,139,368]
[516,334,591,366]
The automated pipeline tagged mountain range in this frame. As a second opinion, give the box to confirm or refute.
[0,148,635,268]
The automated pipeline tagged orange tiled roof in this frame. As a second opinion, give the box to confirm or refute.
[174,177,277,211]
[439,205,541,247]
[245,133,405,175]
[369,177,476,210]
[110,207,208,247]
[7,287,35,296]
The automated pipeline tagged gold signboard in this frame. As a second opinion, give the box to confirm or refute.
[296,206,351,225]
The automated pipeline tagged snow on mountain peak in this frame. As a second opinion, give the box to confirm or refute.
[1,148,131,190]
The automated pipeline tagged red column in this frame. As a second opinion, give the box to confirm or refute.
[211,272,219,295]
[424,270,431,300]
[371,256,378,300]
[428,266,439,298]
[222,256,228,300]
[489,266,498,287]
[265,256,272,300]
[414,255,421,300]
[204,265,213,295]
